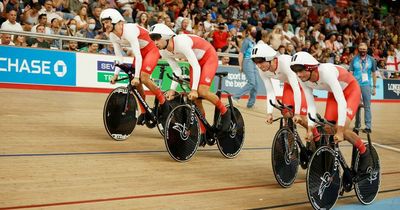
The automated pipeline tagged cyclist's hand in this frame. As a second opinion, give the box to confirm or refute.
[165,90,176,100]
[305,127,313,142]
[110,75,118,84]
[334,131,344,143]
[188,90,198,100]
[265,113,273,124]
[131,78,140,86]
[293,114,302,124]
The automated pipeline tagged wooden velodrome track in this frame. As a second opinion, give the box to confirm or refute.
[0,88,399,209]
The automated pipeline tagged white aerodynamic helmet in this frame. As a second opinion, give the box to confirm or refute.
[149,23,176,40]
[290,51,319,72]
[251,43,278,63]
[100,8,125,24]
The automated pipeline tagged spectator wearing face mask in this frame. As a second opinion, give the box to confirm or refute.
[84,18,99,39]
[349,43,377,134]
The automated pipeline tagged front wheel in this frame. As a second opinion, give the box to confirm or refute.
[164,104,200,162]
[271,127,299,188]
[216,106,245,158]
[307,146,341,210]
[103,87,138,141]
[354,144,381,205]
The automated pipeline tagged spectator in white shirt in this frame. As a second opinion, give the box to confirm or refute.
[0,33,15,45]
[1,9,23,32]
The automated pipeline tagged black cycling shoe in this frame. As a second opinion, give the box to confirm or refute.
[358,147,371,174]
[158,101,171,126]
[137,113,146,125]
[199,133,206,147]
[217,109,231,132]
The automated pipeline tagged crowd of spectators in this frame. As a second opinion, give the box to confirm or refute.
[1,0,400,78]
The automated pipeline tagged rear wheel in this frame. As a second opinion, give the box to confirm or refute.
[355,144,381,205]
[103,87,138,141]
[164,104,200,162]
[307,146,341,210]
[271,127,299,188]
[216,106,245,158]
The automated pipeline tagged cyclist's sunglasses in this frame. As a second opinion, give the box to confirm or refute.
[252,57,267,64]
[290,64,306,72]
[150,34,162,41]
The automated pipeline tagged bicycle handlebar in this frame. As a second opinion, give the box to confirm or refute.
[269,100,293,112]
[167,73,190,85]
[308,113,335,128]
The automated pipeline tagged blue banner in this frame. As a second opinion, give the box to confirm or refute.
[216,65,266,95]
[0,46,76,86]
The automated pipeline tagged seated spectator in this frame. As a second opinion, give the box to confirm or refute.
[1,9,23,32]
[176,18,191,34]
[193,21,206,38]
[74,6,88,30]
[80,42,99,53]
[39,0,63,25]
[174,7,192,33]
[83,18,99,39]
[26,25,50,48]
[137,12,150,30]
[210,22,229,52]
[21,3,42,31]
[224,37,239,65]
[65,40,79,51]
[386,48,400,78]
[13,35,27,47]
[220,56,230,66]
[31,14,51,34]
[0,33,15,45]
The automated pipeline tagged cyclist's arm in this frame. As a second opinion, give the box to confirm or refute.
[159,50,181,90]
[284,63,302,115]
[123,24,142,79]
[109,33,124,75]
[321,67,347,126]
[260,74,275,114]
[175,36,200,90]
[302,82,317,127]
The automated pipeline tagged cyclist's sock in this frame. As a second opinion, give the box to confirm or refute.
[216,100,227,115]
[355,139,366,154]
[154,88,166,104]
[312,127,320,142]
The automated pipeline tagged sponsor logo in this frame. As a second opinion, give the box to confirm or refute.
[0,46,76,85]
[172,123,190,141]
[205,77,211,83]
[388,83,400,96]
[0,58,67,77]
[346,108,353,116]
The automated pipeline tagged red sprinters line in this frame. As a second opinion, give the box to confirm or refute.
[1,171,400,209]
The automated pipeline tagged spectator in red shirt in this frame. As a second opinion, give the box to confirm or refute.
[211,23,229,52]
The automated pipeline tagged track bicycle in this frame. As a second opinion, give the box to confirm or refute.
[103,62,172,140]
[164,72,245,162]
[270,100,316,187]
[306,114,381,210]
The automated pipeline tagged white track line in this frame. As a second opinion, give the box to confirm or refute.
[370,142,400,153]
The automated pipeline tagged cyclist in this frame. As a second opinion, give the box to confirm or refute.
[290,51,371,173]
[250,43,312,133]
[100,8,169,125]
[148,23,231,134]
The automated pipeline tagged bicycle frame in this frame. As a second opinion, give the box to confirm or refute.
[115,63,168,122]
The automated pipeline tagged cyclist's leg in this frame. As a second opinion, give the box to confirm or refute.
[194,99,206,134]
[139,45,166,105]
